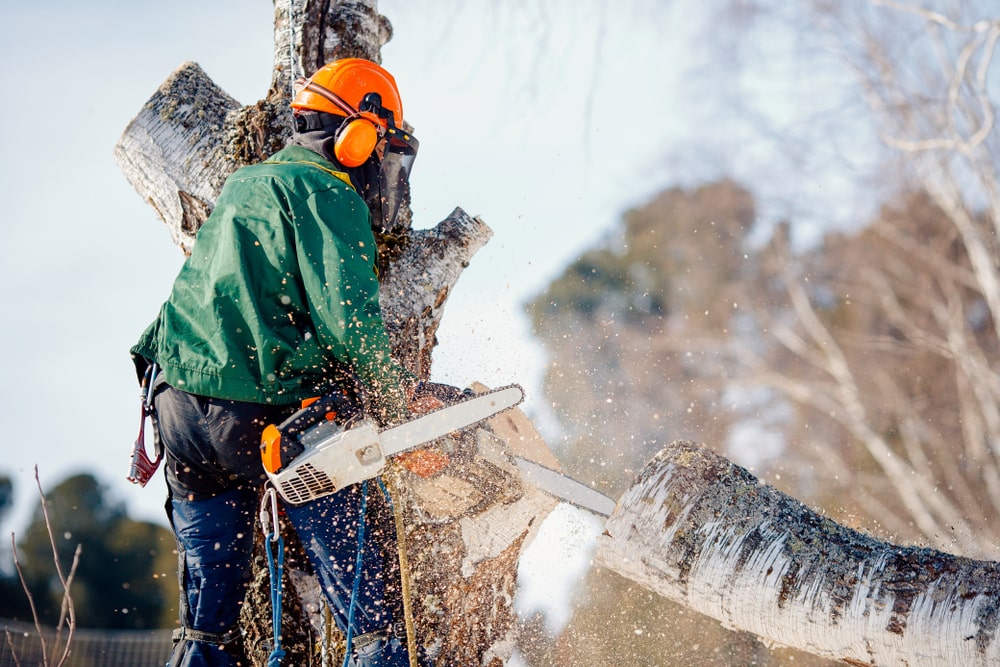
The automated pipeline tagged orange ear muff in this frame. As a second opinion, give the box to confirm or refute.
[334,119,380,167]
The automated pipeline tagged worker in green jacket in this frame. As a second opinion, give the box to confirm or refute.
[132,59,422,667]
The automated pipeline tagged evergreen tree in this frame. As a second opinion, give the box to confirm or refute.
[10,473,176,629]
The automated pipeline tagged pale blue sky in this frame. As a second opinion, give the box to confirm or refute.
[0,0,861,547]
[0,1,705,534]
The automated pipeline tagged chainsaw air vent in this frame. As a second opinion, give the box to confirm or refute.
[278,462,336,505]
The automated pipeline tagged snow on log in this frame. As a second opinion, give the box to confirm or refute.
[596,440,1000,667]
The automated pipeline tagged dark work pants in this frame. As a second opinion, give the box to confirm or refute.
[154,382,412,667]
[155,383,296,667]
[285,488,411,666]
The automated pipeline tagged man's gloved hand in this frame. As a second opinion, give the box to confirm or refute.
[408,393,444,415]
[396,384,449,477]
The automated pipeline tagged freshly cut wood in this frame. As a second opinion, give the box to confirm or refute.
[397,413,557,666]
[597,440,1000,667]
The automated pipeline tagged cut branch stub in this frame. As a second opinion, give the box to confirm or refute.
[378,207,494,378]
[597,440,1000,667]
[114,62,241,254]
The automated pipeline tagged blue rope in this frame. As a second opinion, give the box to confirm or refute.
[377,477,394,512]
[343,480,369,667]
[265,529,286,666]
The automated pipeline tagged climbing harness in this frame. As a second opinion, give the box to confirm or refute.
[127,361,163,486]
[260,487,286,667]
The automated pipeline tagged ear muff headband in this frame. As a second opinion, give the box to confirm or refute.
[295,78,358,116]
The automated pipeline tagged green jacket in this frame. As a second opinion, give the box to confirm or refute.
[132,145,410,422]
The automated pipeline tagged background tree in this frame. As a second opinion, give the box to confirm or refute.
[525,1,1000,664]
[11,473,175,629]
[527,181,835,666]
[702,0,1000,556]
[0,473,33,622]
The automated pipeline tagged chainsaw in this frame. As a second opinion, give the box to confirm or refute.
[260,383,618,517]
[261,384,525,505]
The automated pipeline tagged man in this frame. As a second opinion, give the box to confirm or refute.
[132,58,422,667]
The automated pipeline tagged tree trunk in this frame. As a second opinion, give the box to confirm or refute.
[596,440,1000,666]
[115,1,556,665]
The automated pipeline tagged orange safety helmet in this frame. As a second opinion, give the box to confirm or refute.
[291,58,415,168]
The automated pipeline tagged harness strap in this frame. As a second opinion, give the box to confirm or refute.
[342,480,370,667]
[127,362,164,487]
[171,625,242,646]
[260,487,286,666]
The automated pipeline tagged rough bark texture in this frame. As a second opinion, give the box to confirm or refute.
[116,1,556,664]
[597,440,1000,666]
[378,209,494,379]
[394,404,557,666]
[113,62,240,254]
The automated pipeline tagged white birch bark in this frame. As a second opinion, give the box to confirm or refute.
[112,62,239,254]
[597,439,1000,667]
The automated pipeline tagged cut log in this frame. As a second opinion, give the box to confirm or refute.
[596,440,1000,666]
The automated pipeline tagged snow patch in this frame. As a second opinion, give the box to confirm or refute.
[515,503,605,632]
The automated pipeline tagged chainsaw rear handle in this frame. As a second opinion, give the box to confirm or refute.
[261,391,359,474]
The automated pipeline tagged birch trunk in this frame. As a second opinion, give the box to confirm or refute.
[115,1,556,665]
[597,440,1000,666]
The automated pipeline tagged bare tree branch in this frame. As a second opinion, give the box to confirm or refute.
[7,469,82,667]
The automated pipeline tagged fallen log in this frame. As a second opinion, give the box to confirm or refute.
[596,440,1000,666]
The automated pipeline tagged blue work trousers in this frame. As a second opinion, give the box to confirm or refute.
[155,383,412,667]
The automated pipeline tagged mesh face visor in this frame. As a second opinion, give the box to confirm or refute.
[373,125,419,233]
[385,126,418,182]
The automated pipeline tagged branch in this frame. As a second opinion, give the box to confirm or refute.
[8,470,82,667]
[9,532,41,666]
[33,468,79,667]
[598,440,1000,666]
[3,627,22,667]
[378,207,494,377]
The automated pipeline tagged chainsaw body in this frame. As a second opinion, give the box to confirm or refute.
[266,419,386,505]
[262,384,525,506]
